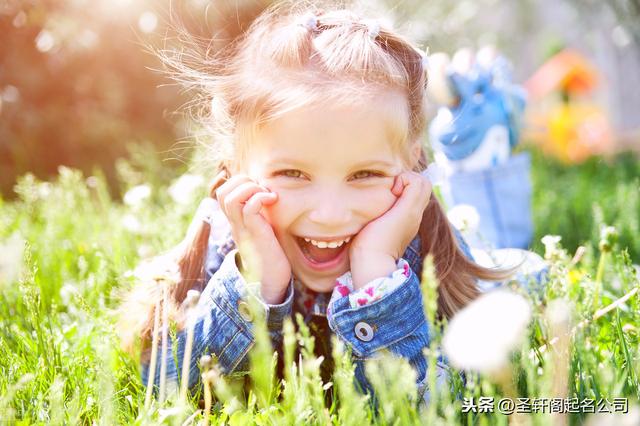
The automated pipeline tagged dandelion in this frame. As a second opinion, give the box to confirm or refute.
[541,235,562,260]
[59,283,79,306]
[168,174,205,205]
[36,182,52,199]
[85,176,99,188]
[444,289,532,426]
[123,184,151,207]
[121,214,142,233]
[595,225,618,307]
[598,225,618,253]
[128,257,180,285]
[0,233,25,286]
[447,204,480,234]
[442,289,532,376]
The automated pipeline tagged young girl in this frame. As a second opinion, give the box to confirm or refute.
[117,4,516,406]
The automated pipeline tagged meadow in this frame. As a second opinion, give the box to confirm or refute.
[0,145,639,425]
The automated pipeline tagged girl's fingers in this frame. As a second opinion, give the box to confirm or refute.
[223,181,270,230]
[215,175,253,215]
[242,192,278,239]
[391,172,432,215]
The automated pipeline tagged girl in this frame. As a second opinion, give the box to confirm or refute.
[116,4,516,407]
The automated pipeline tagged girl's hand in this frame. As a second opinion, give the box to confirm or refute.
[215,175,291,304]
[349,171,432,289]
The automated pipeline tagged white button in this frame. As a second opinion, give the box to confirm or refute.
[238,301,253,322]
[354,321,374,342]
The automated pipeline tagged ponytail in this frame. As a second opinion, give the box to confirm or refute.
[417,194,516,320]
[115,168,229,362]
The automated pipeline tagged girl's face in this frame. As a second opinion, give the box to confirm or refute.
[244,91,418,293]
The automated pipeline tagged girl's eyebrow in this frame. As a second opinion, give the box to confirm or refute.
[266,158,308,168]
[350,159,396,169]
[267,158,396,169]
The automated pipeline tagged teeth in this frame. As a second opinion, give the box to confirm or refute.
[303,236,351,248]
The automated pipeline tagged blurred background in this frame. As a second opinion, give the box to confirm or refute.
[1,0,639,196]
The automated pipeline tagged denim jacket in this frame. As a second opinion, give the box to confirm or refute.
[140,214,478,407]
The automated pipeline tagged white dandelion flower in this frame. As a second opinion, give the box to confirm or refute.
[168,174,205,205]
[123,184,151,207]
[121,214,143,234]
[129,256,181,285]
[0,233,25,286]
[541,235,562,259]
[443,289,532,376]
[447,204,480,234]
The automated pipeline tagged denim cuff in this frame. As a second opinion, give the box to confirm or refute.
[226,249,294,333]
[263,278,294,333]
[327,267,429,357]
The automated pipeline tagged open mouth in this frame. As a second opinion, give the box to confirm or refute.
[294,235,352,267]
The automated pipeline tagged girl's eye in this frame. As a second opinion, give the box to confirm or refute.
[276,169,304,179]
[351,170,383,180]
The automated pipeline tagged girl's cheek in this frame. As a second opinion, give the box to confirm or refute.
[355,186,398,218]
[260,189,293,227]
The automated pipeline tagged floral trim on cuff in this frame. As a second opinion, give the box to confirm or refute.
[328,258,412,313]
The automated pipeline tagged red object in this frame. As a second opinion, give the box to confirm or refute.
[525,49,599,100]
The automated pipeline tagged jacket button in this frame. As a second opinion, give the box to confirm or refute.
[238,301,253,322]
[354,321,374,342]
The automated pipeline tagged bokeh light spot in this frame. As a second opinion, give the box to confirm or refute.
[138,11,158,34]
[35,30,55,53]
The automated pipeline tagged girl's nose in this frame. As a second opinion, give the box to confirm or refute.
[307,195,353,228]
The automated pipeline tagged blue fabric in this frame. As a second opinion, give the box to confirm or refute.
[141,225,476,403]
[140,216,540,406]
[429,67,527,161]
[446,152,533,249]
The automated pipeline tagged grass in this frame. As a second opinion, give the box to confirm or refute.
[0,146,638,424]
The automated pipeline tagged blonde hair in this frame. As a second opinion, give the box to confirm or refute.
[117,2,514,360]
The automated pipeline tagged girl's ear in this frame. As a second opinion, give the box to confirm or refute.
[409,140,423,169]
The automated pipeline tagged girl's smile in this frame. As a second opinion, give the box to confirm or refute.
[243,89,419,293]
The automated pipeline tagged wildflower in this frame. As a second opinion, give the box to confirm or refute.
[59,283,79,306]
[85,176,99,188]
[126,256,180,287]
[0,233,25,286]
[598,225,618,252]
[121,214,142,233]
[37,182,52,199]
[541,234,562,260]
[447,204,480,234]
[442,289,532,376]
[123,184,151,207]
[595,225,618,304]
[168,174,205,205]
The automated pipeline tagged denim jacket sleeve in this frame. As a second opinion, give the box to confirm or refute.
[141,246,294,393]
[326,258,438,403]
[325,227,473,406]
